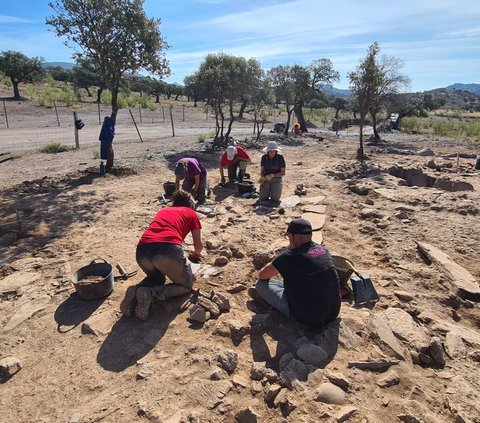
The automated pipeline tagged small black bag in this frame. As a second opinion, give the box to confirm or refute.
[75,119,85,130]
[351,274,379,306]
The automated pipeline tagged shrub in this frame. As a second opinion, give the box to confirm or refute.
[40,142,70,154]
[432,121,459,137]
[401,116,421,134]
[92,148,100,159]
[198,134,206,143]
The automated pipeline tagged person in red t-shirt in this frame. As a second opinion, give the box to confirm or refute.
[219,145,251,184]
[120,190,203,320]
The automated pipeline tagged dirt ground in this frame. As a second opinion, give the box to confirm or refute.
[1,102,480,423]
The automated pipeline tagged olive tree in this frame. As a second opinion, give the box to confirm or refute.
[46,0,169,170]
[349,42,409,157]
[0,51,46,99]
[196,53,262,145]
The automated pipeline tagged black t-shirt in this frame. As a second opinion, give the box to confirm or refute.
[261,153,286,176]
[272,241,341,328]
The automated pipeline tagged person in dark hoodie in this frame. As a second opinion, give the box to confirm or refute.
[99,116,115,171]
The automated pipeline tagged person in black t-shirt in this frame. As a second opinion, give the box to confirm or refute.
[252,218,341,328]
[258,141,286,202]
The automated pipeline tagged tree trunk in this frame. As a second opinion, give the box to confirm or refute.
[107,88,118,172]
[12,80,21,99]
[155,94,160,103]
[86,87,92,97]
[334,108,340,119]
[357,117,365,161]
[293,101,308,132]
[284,106,295,134]
[371,111,380,142]
[97,88,103,103]
[224,101,235,141]
[238,99,248,119]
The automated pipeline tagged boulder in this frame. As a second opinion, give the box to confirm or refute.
[0,356,22,381]
[214,256,229,267]
[445,332,466,358]
[382,307,429,347]
[376,370,400,388]
[314,382,346,405]
[368,314,406,360]
[235,407,258,423]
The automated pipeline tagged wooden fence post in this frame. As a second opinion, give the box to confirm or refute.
[2,100,9,129]
[129,108,143,142]
[169,105,175,137]
[97,102,101,125]
[73,111,80,149]
[54,102,60,126]
[162,106,165,123]
[139,105,142,124]
[182,104,185,122]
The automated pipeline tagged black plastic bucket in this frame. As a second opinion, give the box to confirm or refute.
[163,182,176,197]
[237,180,255,195]
[71,258,114,300]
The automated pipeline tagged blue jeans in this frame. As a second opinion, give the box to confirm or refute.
[255,278,290,318]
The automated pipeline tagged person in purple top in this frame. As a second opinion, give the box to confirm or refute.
[174,158,208,204]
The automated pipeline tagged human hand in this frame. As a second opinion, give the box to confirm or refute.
[257,176,266,184]
[188,252,202,263]
[265,174,274,182]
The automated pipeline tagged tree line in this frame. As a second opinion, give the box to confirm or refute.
[0,0,455,167]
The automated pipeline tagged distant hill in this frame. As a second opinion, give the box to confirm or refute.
[446,83,480,96]
[321,86,351,98]
[43,61,75,69]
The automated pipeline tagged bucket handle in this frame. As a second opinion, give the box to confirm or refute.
[89,258,110,266]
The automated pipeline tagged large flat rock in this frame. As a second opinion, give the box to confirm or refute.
[382,307,429,347]
[3,294,51,332]
[417,242,480,296]
[0,272,41,295]
[301,212,326,230]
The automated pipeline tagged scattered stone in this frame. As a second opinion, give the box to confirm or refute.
[347,359,400,372]
[0,271,41,295]
[235,407,258,423]
[214,256,229,267]
[218,248,233,259]
[279,195,301,208]
[226,283,247,293]
[428,337,445,367]
[217,350,238,374]
[68,413,82,423]
[195,265,222,278]
[418,148,435,156]
[397,414,422,423]
[360,208,383,219]
[233,250,246,259]
[368,314,406,360]
[250,362,278,383]
[394,290,415,302]
[188,304,209,323]
[205,240,220,250]
[4,294,51,331]
[197,296,220,317]
[314,383,346,405]
[336,406,358,422]
[81,312,112,337]
[265,383,282,402]
[227,319,250,344]
[382,307,429,347]
[376,370,400,388]
[211,292,230,311]
[296,343,328,367]
[325,371,351,392]
[278,353,294,371]
[445,332,466,359]
[416,242,480,296]
[0,356,22,381]
[252,251,273,270]
[136,368,153,380]
[348,185,369,196]
[136,401,161,422]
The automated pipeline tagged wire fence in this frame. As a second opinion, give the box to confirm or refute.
[0,100,261,151]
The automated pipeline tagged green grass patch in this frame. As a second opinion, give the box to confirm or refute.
[40,142,70,154]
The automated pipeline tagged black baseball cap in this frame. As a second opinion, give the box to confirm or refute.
[285,218,312,235]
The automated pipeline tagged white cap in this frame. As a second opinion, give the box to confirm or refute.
[226,146,237,160]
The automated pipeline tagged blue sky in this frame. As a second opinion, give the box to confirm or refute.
[0,0,479,92]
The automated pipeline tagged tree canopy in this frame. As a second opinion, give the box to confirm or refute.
[46,0,170,170]
[0,51,46,99]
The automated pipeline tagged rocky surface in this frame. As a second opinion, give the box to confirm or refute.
[1,124,479,422]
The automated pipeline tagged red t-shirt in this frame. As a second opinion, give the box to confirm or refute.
[138,206,201,245]
[220,146,250,167]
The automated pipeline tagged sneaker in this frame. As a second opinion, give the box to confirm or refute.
[135,287,153,320]
[247,287,270,308]
[120,285,137,317]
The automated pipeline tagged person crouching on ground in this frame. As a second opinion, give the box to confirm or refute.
[258,141,286,203]
[250,218,341,329]
[120,190,203,320]
[174,157,208,204]
[219,145,252,184]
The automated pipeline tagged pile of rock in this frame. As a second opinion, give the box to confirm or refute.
[188,290,230,323]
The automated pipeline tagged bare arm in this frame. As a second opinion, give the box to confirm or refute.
[275,167,286,177]
[193,175,200,196]
[175,177,181,191]
[258,262,280,280]
[191,228,203,256]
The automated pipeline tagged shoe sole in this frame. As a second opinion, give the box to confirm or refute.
[120,286,137,317]
[135,288,153,321]
[247,287,270,308]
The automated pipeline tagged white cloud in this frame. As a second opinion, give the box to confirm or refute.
[0,14,33,24]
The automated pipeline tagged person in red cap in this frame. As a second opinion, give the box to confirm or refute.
[250,218,341,328]
[219,145,251,184]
